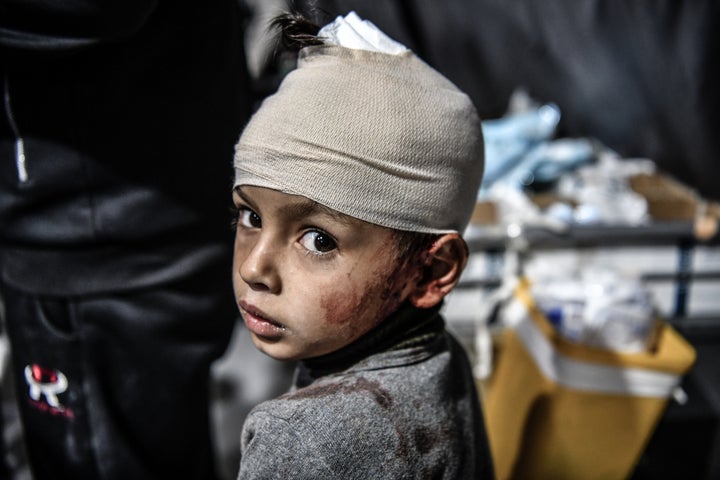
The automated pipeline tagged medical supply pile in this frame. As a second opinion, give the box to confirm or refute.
[530,268,658,353]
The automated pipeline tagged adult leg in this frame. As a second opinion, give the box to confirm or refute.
[2,265,237,480]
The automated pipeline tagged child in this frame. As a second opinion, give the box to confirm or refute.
[232,11,494,479]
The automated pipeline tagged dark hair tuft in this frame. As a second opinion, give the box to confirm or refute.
[271,12,324,51]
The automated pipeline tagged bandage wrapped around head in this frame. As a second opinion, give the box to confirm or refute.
[234,13,484,234]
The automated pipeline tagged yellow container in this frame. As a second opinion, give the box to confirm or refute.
[484,279,697,480]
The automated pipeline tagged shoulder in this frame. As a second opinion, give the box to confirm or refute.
[238,408,336,479]
[239,375,410,478]
[243,374,401,446]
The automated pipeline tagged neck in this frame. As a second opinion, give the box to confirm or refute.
[297,302,444,385]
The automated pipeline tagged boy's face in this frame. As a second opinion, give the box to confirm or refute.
[232,186,416,361]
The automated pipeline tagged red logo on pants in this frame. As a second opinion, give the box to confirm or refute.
[24,364,74,419]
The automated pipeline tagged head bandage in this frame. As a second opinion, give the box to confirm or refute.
[234,43,484,233]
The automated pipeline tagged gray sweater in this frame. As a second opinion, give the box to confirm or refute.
[237,303,495,479]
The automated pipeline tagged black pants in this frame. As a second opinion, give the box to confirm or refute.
[1,272,237,480]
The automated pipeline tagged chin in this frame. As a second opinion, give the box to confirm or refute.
[251,337,301,362]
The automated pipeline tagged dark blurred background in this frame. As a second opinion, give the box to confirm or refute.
[264,0,719,203]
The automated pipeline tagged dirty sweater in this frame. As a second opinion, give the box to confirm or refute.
[238,303,495,479]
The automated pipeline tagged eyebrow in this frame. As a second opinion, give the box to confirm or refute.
[236,187,357,227]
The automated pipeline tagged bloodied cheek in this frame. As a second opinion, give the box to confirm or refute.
[319,279,363,327]
[318,265,388,329]
[318,245,420,333]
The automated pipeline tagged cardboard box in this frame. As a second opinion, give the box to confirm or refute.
[470,200,499,225]
[629,173,698,221]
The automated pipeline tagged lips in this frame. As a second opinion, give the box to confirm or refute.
[239,301,286,338]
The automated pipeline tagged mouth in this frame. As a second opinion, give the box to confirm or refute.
[239,301,286,339]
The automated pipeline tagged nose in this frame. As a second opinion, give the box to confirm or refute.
[237,235,281,293]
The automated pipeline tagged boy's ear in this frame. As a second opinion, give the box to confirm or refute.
[409,233,468,309]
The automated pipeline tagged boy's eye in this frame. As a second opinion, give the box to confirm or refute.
[299,231,337,254]
[238,208,262,228]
